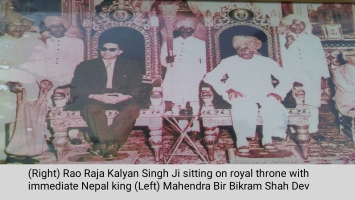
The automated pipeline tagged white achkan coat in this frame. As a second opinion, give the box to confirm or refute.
[161,36,206,105]
[203,55,293,147]
[279,33,330,107]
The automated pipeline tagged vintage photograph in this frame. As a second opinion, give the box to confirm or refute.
[0,0,354,164]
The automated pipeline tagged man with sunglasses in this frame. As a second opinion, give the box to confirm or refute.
[70,38,141,159]
[203,36,292,156]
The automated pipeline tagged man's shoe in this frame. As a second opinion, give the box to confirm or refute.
[103,141,119,159]
[272,136,286,142]
[70,138,82,145]
[263,143,278,152]
[88,142,106,157]
[236,146,250,156]
[309,132,326,141]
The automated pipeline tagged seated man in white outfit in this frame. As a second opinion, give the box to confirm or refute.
[203,36,292,155]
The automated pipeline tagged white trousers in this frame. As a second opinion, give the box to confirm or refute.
[230,96,288,147]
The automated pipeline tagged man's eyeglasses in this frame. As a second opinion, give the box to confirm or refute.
[100,47,119,52]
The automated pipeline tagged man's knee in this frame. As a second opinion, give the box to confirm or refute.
[81,103,105,117]
[123,103,140,118]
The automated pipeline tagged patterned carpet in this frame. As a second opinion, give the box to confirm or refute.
[4,104,355,164]
[118,104,355,164]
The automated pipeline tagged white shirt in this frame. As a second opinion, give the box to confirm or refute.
[103,58,116,89]
[279,33,330,80]
[20,36,84,86]
[161,36,206,103]
[203,55,292,103]
[0,33,42,68]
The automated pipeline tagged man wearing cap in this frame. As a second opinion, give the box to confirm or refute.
[0,13,45,161]
[331,50,355,119]
[161,17,206,133]
[70,39,141,159]
[279,14,330,140]
[203,36,292,155]
[20,16,84,88]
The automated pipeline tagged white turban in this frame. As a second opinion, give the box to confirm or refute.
[282,14,310,27]
[232,36,262,50]
[43,16,83,39]
[174,17,198,30]
[44,16,71,30]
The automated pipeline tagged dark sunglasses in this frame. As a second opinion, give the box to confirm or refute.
[100,47,119,52]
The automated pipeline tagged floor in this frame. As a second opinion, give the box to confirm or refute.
[118,104,355,164]
[2,104,355,164]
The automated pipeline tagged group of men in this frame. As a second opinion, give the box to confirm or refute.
[0,13,83,160]
[1,12,334,160]
[171,14,330,155]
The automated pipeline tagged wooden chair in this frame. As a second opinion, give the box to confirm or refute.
[198,5,311,162]
[48,4,164,162]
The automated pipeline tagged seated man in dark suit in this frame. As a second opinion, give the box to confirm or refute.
[70,38,141,159]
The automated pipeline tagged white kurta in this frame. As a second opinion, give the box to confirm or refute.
[204,55,292,101]
[0,33,42,68]
[0,35,43,160]
[204,55,292,147]
[332,64,355,118]
[279,33,330,107]
[20,36,84,87]
[0,33,43,126]
[161,36,206,105]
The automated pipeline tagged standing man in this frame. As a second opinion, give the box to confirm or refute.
[204,36,292,155]
[161,17,206,133]
[0,12,44,162]
[70,38,141,159]
[279,14,330,140]
[20,16,84,88]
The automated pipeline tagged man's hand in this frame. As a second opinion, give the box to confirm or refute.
[166,55,175,64]
[285,33,295,49]
[38,31,51,44]
[226,89,244,101]
[267,93,282,102]
[89,93,132,104]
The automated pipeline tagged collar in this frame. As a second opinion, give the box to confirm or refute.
[102,58,117,67]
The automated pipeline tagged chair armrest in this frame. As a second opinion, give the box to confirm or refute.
[201,85,215,108]
[52,84,71,108]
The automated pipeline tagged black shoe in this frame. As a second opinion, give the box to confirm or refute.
[88,142,106,157]
[309,133,326,141]
[6,156,39,164]
[103,141,119,159]
[272,136,285,142]
[70,138,82,145]
[23,157,40,164]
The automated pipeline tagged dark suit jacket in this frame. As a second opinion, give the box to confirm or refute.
[70,57,142,107]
